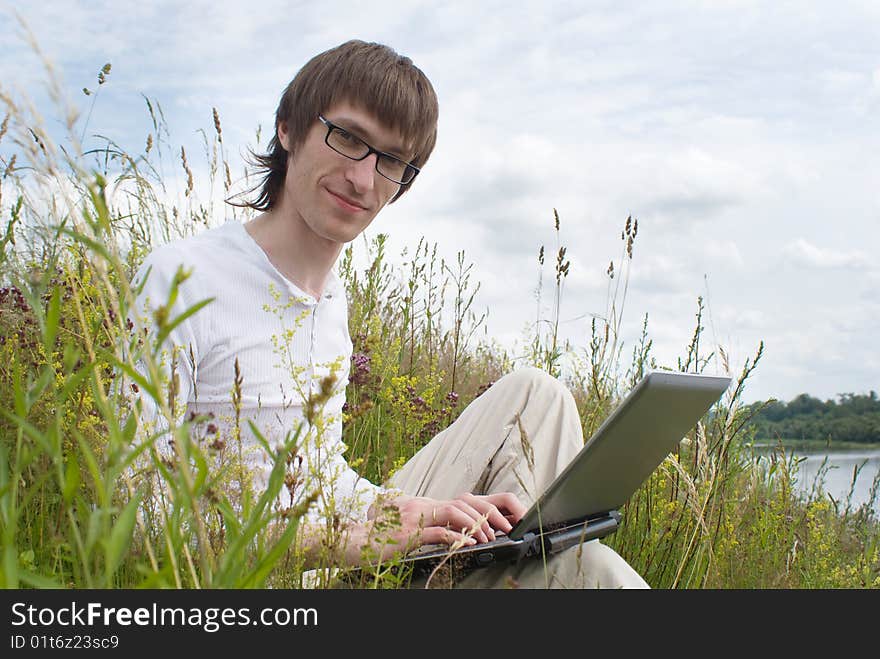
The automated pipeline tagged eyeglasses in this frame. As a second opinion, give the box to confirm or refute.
[318,115,420,186]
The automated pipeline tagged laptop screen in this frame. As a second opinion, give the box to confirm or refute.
[510,371,731,539]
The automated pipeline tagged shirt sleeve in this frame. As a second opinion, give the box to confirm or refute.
[323,451,402,523]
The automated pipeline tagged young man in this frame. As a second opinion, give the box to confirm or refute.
[133,40,647,588]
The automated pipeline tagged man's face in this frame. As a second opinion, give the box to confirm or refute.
[278,101,409,246]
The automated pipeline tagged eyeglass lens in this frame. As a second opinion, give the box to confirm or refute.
[326,126,414,184]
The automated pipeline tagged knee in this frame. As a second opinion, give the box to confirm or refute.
[498,366,570,398]
[494,366,580,433]
[504,367,580,417]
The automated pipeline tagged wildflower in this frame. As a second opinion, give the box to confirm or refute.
[342,400,374,421]
[350,351,371,386]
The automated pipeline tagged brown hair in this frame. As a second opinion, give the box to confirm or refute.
[242,40,439,210]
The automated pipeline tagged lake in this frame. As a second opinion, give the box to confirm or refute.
[752,446,880,517]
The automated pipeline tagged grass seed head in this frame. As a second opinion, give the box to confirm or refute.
[212,107,222,141]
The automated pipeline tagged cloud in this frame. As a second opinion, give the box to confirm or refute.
[717,306,766,333]
[4,0,878,409]
[782,238,871,270]
[704,239,746,270]
[860,273,880,305]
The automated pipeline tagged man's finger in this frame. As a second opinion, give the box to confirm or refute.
[421,526,477,547]
[435,502,489,543]
[449,499,493,541]
[461,492,512,534]
[482,492,527,524]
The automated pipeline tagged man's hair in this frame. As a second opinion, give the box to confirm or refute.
[243,40,439,210]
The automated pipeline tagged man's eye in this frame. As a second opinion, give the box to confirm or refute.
[336,129,358,144]
[379,155,406,174]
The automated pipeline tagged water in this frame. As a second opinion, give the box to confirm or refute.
[754,446,880,517]
[792,450,880,515]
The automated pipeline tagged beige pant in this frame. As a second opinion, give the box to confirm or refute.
[387,367,649,589]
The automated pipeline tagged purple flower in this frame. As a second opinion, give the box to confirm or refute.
[350,351,372,386]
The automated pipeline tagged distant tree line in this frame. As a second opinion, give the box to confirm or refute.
[747,391,880,444]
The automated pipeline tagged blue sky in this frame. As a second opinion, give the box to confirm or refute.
[2,0,878,405]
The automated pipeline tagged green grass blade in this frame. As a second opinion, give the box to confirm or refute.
[103,491,141,584]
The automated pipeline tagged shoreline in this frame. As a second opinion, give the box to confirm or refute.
[749,439,880,452]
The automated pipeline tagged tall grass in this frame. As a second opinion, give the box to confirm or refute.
[1,57,877,589]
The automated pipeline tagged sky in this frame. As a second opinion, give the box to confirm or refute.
[2,0,878,405]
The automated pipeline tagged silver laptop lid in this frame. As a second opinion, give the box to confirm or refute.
[510,370,731,539]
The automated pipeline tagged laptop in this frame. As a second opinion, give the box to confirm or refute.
[395,370,732,578]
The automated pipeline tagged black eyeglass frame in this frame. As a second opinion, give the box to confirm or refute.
[317,115,420,186]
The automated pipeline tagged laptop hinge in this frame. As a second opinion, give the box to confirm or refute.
[538,511,621,556]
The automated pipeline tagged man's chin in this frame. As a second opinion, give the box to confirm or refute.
[322,220,372,246]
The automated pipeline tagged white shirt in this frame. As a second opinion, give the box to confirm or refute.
[131,220,391,522]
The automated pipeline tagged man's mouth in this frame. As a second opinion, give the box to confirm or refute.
[326,188,368,212]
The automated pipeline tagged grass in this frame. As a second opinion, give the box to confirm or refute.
[0,56,878,589]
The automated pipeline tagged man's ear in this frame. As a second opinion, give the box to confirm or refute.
[277,120,291,152]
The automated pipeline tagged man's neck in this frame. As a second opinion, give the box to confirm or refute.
[244,206,342,299]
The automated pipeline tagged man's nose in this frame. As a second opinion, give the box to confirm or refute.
[345,153,377,193]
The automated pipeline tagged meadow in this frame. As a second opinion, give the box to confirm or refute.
[1,62,877,589]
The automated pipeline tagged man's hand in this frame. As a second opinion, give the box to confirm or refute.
[350,492,527,563]
[401,492,527,544]
[304,492,528,568]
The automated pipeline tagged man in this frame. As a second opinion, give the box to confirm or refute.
[133,40,647,588]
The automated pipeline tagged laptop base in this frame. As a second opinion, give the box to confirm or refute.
[389,510,622,580]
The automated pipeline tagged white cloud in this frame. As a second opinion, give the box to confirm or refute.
[782,238,871,270]
[704,240,746,270]
[717,307,766,333]
[3,0,879,407]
